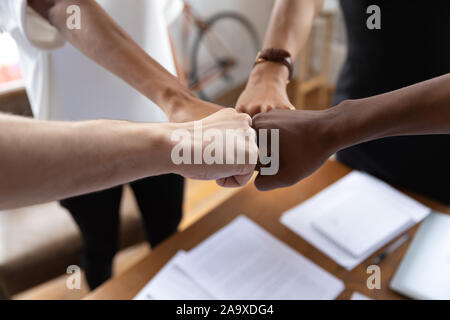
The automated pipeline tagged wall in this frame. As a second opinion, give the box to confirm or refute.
[170,0,347,100]
[170,0,275,100]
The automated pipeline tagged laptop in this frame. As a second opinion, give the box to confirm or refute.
[390,212,450,299]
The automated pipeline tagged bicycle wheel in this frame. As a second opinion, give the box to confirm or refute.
[189,12,260,102]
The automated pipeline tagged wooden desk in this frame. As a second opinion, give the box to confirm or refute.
[86,161,450,300]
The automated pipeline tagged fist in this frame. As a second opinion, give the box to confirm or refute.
[169,108,259,188]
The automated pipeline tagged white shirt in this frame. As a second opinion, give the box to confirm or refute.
[0,0,183,122]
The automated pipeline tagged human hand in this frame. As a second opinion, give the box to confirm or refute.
[236,63,295,117]
[252,108,339,191]
[167,108,258,187]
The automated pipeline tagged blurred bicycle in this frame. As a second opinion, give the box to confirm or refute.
[175,1,260,101]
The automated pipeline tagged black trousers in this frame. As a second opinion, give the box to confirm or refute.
[60,174,184,290]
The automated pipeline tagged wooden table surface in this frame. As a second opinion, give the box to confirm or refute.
[86,160,450,300]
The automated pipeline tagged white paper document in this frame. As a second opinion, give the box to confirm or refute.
[311,192,412,258]
[350,292,373,300]
[281,171,431,270]
[135,216,344,300]
[134,251,214,300]
[176,216,344,300]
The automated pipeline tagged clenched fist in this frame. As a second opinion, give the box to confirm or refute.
[252,108,338,191]
[237,63,295,117]
[167,108,259,188]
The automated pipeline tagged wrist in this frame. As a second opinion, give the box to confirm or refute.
[74,120,174,180]
[131,122,180,176]
[165,87,198,121]
[324,100,375,152]
[249,62,290,87]
[146,81,196,118]
[293,108,346,154]
[149,121,192,175]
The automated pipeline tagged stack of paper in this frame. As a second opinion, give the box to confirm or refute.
[281,171,431,270]
[134,251,213,300]
[350,292,373,300]
[135,216,344,300]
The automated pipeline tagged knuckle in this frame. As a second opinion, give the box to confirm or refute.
[236,104,246,111]
[240,113,252,122]
[252,113,264,128]
[250,105,262,113]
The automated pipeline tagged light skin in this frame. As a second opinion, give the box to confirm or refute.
[22,1,255,189]
[236,0,323,117]
[253,74,450,190]
[0,108,257,210]
[18,0,448,199]
[28,0,222,122]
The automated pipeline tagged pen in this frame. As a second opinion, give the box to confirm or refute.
[371,234,410,265]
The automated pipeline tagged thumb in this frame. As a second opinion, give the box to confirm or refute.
[216,171,253,188]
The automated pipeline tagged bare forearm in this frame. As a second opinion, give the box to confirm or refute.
[251,74,450,191]
[28,0,194,114]
[251,0,321,79]
[0,108,259,209]
[330,73,450,150]
[237,0,322,116]
[0,114,171,209]
[264,0,321,57]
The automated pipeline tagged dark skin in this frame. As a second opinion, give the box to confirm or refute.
[241,0,450,191]
[253,109,335,190]
[253,73,450,191]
